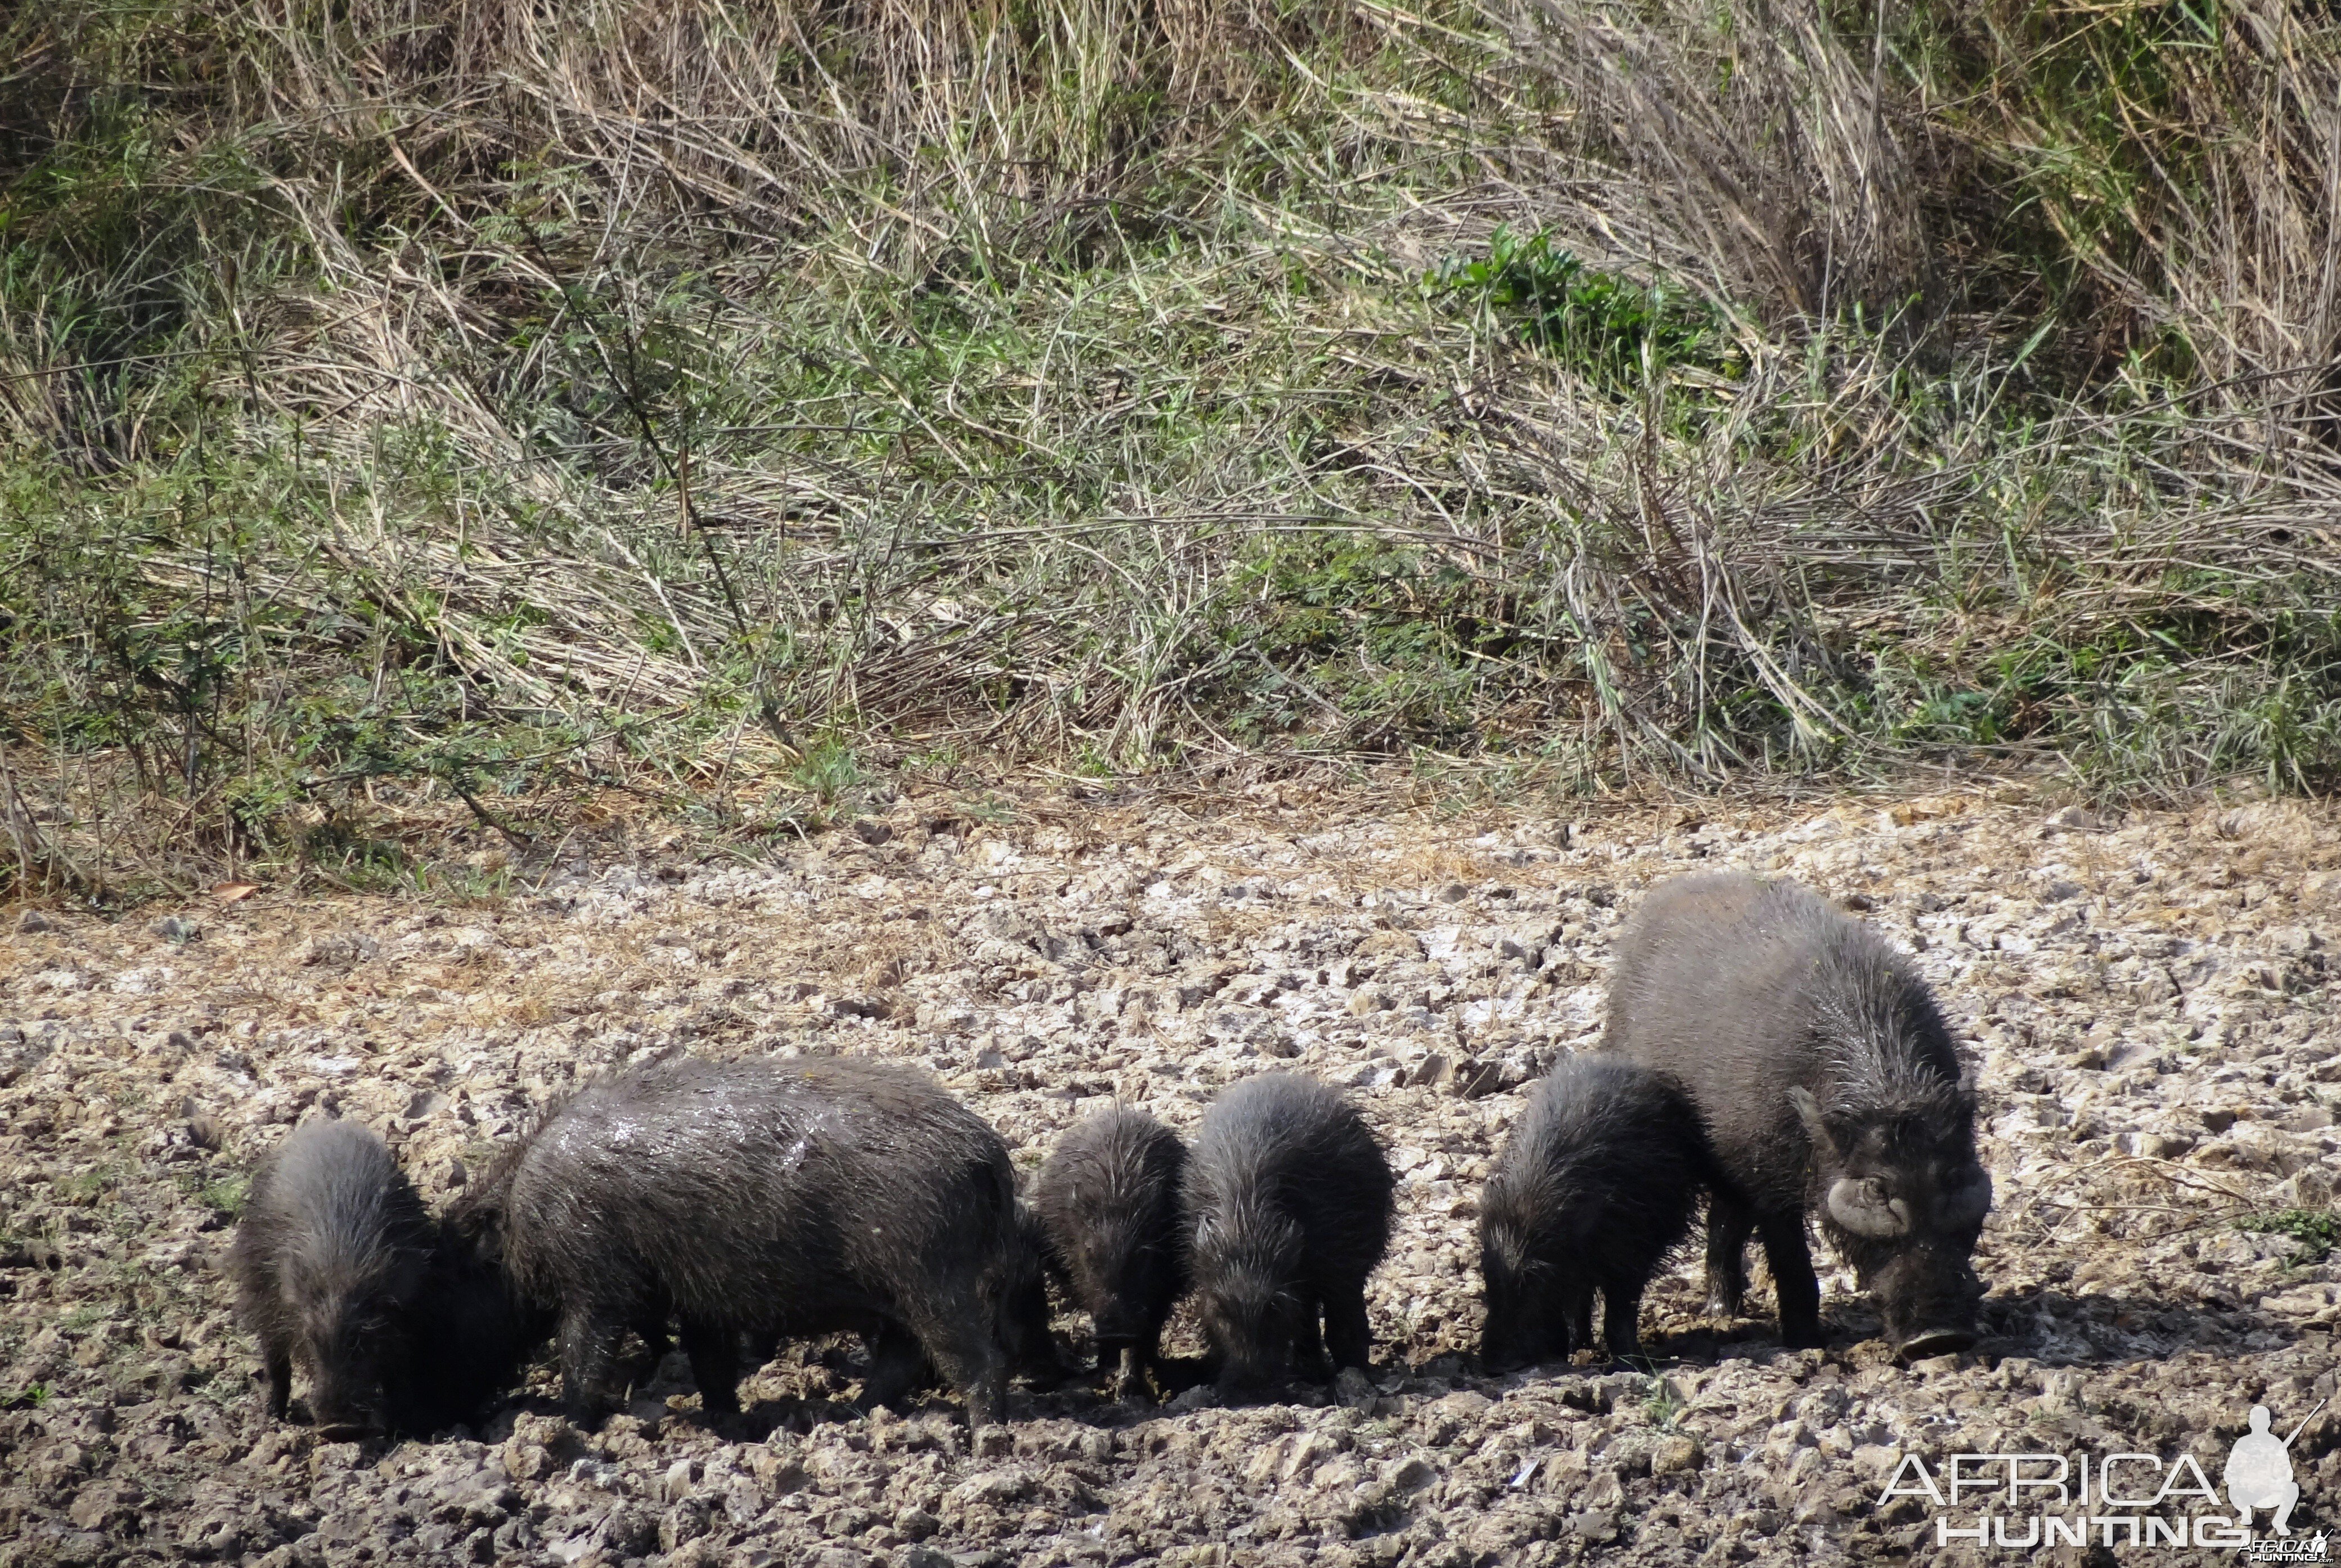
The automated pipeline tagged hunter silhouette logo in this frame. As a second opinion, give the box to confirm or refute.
[2229,1401,2325,1538]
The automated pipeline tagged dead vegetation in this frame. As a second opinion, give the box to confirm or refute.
[3,0,2339,904]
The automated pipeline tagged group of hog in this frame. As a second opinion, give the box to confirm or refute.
[228,870,1996,1440]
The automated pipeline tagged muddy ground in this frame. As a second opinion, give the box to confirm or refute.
[3,784,2338,1566]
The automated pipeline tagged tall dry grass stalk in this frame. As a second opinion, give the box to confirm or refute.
[1959,1,2341,424]
[1488,0,1930,321]
[234,0,1373,255]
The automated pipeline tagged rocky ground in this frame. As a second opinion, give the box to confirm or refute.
[3,783,2339,1566]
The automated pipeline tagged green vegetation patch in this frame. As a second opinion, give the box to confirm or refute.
[4,0,2339,901]
[2237,1209,2341,1264]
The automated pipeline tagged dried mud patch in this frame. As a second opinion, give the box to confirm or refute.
[5,790,2339,1565]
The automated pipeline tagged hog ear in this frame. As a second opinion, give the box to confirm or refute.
[1825,1176,1911,1238]
[1786,1088,1837,1157]
[1940,1163,1994,1228]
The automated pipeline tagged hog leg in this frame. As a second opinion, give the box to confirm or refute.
[631,1282,675,1371]
[1112,1342,1147,1401]
[1322,1280,1373,1375]
[1755,1209,1825,1349]
[860,1320,932,1412]
[1600,1281,1645,1364]
[1292,1295,1332,1381]
[679,1317,741,1417]
[1704,1189,1755,1319]
[260,1333,294,1421]
[558,1301,627,1421]
[1560,1278,1596,1360]
[909,1308,1008,1430]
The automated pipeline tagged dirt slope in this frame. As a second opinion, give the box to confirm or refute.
[3,787,2338,1566]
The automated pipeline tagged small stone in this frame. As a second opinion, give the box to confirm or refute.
[17,909,51,933]
[294,931,379,968]
[1335,1367,1376,1410]
[1566,1506,1619,1542]
[151,916,200,942]
[1436,882,1471,904]
[1652,1435,1704,1475]
[2274,1170,2335,1210]
[748,1450,807,1492]
[67,1482,138,1531]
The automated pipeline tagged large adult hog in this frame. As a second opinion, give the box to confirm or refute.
[1032,1106,1188,1397]
[1603,872,1992,1358]
[466,1054,1018,1428]
[1184,1073,1394,1395]
[229,1119,528,1436]
[1477,1056,1710,1370]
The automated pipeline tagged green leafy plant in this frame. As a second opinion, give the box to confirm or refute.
[204,1177,246,1216]
[1641,1375,1685,1431]
[2237,1209,2341,1264]
[1429,228,1738,387]
[789,740,866,807]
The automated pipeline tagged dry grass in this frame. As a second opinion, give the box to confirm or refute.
[3,0,2339,902]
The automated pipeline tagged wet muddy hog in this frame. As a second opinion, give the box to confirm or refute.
[1033,1107,1188,1397]
[1605,872,1993,1357]
[1184,1073,1394,1396]
[230,1118,524,1436]
[731,1200,1055,1398]
[474,1054,1019,1428]
[1479,1056,1710,1370]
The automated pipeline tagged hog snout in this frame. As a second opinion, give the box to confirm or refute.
[1897,1325,1977,1359]
[306,1383,385,1437]
[1874,1247,1983,1356]
[1216,1355,1277,1397]
[1480,1337,1531,1376]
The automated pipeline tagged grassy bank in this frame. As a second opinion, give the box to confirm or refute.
[4,0,2339,898]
